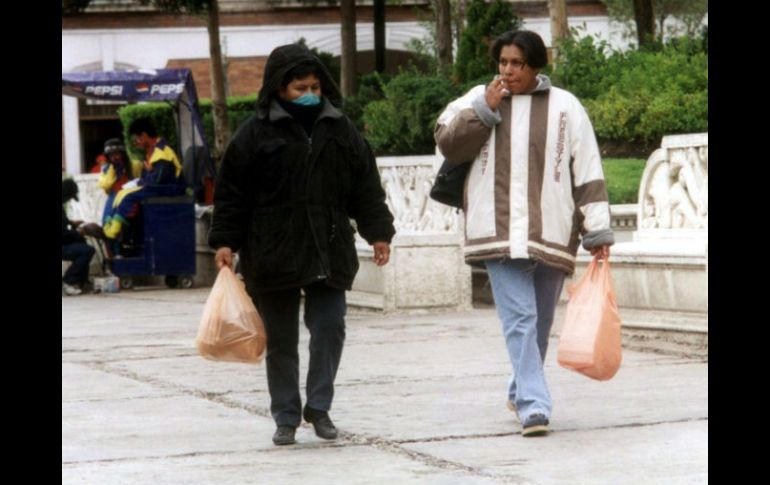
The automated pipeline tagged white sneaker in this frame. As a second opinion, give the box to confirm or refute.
[63,283,82,296]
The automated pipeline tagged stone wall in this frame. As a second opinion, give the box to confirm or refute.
[349,155,472,312]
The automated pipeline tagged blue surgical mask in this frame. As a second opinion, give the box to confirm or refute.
[291,93,321,106]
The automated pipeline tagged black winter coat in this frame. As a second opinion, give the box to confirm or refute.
[209,99,395,293]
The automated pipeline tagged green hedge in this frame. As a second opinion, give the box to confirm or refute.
[361,68,463,155]
[551,34,708,145]
[117,95,259,160]
[117,103,177,161]
[453,0,521,83]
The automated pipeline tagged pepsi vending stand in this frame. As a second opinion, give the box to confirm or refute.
[62,69,216,289]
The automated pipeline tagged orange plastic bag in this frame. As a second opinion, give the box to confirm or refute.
[557,257,622,380]
[195,266,267,364]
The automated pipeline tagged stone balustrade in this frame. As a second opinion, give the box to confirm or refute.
[349,155,472,312]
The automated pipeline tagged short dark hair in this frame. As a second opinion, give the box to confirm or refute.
[491,30,548,70]
[128,117,158,138]
[281,60,322,89]
[62,178,79,202]
[103,138,126,155]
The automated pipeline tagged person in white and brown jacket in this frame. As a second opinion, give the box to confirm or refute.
[435,30,614,437]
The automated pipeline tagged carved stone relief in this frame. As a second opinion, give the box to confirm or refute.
[638,134,708,231]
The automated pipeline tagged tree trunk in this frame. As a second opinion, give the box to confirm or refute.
[453,0,467,49]
[435,0,453,68]
[658,13,667,40]
[547,0,569,66]
[340,0,357,96]
[632,0,655,47]
[206,0,230,160]
[374,0,385,73]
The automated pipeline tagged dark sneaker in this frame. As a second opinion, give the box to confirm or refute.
[272,425,296,446]
[522,413,550,437]
[303,406,338,440]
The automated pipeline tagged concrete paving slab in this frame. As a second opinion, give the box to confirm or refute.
[62,288,708,483]
[62,444,504,485]
[404,420,708,484]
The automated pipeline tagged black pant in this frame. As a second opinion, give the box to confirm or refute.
[254,282,346,427]
[62,242,95,286]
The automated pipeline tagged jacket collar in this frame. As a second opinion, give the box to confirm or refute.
[260,97,344,122]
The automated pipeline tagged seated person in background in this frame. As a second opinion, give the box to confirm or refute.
[97,138,144,226]
[62,179,95,296]
[103,118,187,241]
[90,153,107,174]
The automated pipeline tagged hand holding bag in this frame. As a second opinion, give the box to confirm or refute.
[195,266,267,364]
[557,256,622,380]
[429,159,471,209]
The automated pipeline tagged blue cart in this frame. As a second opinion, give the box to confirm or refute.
[111,195,196,289]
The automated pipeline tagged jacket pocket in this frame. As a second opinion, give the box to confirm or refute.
[246,209,298,279]
[328,209,359,279]
[251,139,289,198]
[318,136,353,201]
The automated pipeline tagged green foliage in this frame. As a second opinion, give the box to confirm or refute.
[343,72,390,132]
[547,30,614,99]
[453,0,521,83]
[602,158,646,204]
[62,0,93,14]
[117,103,178,160]
[296,38,341,87]
[552,32,707,145]
[600,0,708,43]
[200,95,258,147]
[362,68,463,155]
[117,95,260,160]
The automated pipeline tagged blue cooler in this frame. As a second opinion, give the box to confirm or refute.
[111,195,196,289]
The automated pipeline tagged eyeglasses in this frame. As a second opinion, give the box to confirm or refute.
[499,58,527,70]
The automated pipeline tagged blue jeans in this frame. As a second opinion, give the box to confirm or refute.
[62,242,95,287]
[254,282,346,427]
[485,258,565,421]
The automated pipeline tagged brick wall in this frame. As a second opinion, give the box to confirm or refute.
[166,50,425,99]
[166,57,267,98]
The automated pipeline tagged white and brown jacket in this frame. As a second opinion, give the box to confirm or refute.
[435,75,614,275]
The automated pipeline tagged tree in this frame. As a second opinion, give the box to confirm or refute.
[548,0,569,65]
[632,0,655,47]
[374,0,386,72]
[340,0,357,96]
[136,1,230,161]
[602,0,708,45]
[435,0,453,68]
[452,0,468,46]
[453,0,521,83]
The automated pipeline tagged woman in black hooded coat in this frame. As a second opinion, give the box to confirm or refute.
[209,43,396,446]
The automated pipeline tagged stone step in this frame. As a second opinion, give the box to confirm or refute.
[347,290,385,310]
[552,304,707,359]
[614,307,707,359]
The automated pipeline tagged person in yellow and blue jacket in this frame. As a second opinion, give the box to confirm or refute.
[97,138,143,226]
[103,118,187,241]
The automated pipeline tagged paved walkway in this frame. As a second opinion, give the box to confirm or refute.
[62,287,708,484]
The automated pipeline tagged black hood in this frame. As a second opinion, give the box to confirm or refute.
[256,43,343,117]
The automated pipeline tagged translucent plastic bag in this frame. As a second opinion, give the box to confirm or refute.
[557,257,622,380]
[195,266,266,364]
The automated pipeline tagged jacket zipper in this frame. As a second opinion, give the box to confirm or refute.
[303,125,331,280]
